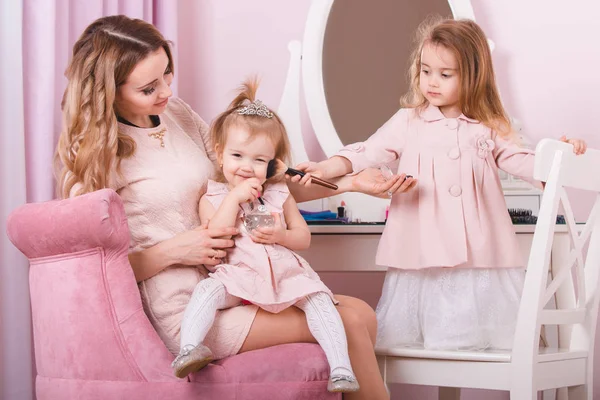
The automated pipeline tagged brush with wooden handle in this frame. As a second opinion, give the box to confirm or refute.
[266,159,338,190]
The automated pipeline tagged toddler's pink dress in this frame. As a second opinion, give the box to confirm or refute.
[204,180,336,313]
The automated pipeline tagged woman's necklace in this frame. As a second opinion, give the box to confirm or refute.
[148,128,166,147]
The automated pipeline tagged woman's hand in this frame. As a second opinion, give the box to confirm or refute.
[559,136,587,155]
[170,223,238,267]
[351,167,418,198]
[289,161,326,187]
[294,161,322,175]
[229,177,263,204]
[249,213,286,245]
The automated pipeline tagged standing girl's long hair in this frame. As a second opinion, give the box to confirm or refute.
[55,15,173,198]
[401,18,513,138]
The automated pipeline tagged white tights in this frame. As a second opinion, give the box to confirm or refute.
[295,292,355,377]
[179,277,355,377]
[179,277,240,349]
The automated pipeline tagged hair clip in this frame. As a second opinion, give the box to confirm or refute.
[237,100,274,119]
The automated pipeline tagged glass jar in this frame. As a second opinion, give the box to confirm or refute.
[243,202,275,233]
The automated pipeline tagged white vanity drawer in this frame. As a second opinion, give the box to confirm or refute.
[298,234,383,272]
[301,228,541,272]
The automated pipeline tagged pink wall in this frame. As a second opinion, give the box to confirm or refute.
[177,1,600,398]
[177,0,327,162]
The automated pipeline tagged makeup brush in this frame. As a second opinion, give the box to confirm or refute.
[266,159,338,190]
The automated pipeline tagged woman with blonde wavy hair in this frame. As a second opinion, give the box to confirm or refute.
[55,14,400,400]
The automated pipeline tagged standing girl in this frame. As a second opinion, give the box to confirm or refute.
[297,18,587,350]
[171,79,359,393]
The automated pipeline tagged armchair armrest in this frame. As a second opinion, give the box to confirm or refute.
[7,189,129,259]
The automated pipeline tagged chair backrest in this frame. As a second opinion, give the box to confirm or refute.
[513,139,600,365]
[6,189,176,381]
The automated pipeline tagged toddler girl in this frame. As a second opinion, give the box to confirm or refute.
[297,18,587,351]
[171,79,359,393]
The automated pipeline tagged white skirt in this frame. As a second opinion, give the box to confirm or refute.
[375,267,525,351]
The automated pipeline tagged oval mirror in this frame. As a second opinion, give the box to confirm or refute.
[302,0,472,157]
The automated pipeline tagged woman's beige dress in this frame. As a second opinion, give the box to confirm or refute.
[116,98,258,358]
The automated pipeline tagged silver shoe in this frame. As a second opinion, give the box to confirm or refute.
[171,344,214,378]
[327,374,360,392]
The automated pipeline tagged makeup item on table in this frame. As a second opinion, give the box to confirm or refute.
[507,208,566,225]
[337,200,353,221]
[337,200,346,218]
[508,208,537,225]
[300,209,346,224]
[266,159,338,190]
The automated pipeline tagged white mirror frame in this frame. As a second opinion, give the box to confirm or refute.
[301,0,481,158]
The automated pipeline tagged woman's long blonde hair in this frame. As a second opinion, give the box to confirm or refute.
[55,15,173,198]
[401,17,513,138]
[210,77,291,183]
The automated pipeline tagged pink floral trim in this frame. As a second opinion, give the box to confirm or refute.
[477,136,495,158]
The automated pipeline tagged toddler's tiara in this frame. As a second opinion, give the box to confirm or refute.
[237,99,274,119]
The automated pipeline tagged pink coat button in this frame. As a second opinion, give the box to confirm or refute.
[449,185,462,197]
[446,119,458,130]
[448,148,460,160]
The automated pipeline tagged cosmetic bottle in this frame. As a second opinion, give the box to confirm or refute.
[244,200,275,233]
[337,201,346,218]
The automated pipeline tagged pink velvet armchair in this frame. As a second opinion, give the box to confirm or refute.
[7,188,339,400]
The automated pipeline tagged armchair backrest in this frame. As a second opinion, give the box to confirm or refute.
[6,189,176,381]
[513,139,600,367]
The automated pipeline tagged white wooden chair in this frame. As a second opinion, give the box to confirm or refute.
[376,139,600,399]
